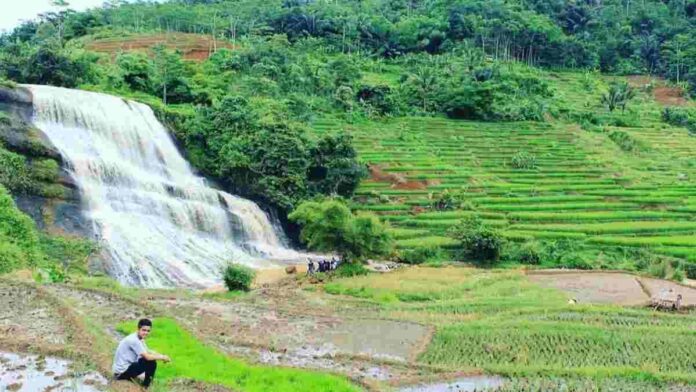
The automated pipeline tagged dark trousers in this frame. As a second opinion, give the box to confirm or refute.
[116,357,157,388]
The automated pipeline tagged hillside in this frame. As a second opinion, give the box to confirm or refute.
[314,72,696,268]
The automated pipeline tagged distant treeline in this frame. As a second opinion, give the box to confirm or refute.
[3,0,694,92]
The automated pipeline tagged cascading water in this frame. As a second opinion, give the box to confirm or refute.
[26,85,301,288]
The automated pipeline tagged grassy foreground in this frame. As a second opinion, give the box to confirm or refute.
[325,266,696,387]
[116,318,359,392]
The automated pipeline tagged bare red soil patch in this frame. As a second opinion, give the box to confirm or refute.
[368,164,406,184]
[393,181,427,190]
[627,75,688,106]
[653,86,688,106]
[86,33,233,61]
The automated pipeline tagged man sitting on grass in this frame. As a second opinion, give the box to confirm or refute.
[113,318,170,388]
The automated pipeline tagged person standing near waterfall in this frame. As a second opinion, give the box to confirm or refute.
[113,318,170,388]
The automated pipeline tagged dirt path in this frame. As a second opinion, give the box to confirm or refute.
[528,271,696,307]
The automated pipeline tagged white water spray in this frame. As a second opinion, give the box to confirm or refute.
[27,85,300,288]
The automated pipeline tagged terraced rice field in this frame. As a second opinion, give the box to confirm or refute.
[325,267,696,387]
[311,75,695,263]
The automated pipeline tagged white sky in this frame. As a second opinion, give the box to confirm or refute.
[0,0,112,32]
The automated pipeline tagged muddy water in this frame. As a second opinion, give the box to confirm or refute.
[218,342,396,381]
[399,375,506,392]
[0,352,107,392]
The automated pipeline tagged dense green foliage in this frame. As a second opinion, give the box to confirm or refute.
[0,185,43,273]
[449,216,505,263]
[601,82,636,112]
[510,151,537,169]
[0,183,97,277]
[289,198,393,262]
[4,0,694,120]
[662,106,696,134]
[184,96,365,210]
[5,0,694,92]
[116,318,359,391]
[222,263,255,292]
[0,143,65,198]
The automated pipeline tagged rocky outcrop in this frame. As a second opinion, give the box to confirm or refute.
[0,86,92,238]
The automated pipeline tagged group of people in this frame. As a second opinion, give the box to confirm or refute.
[307,257,339,274]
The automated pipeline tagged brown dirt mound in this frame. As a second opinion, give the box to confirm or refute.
[369,164,406,184]
[626,75,688,106]
[393,181,427,190]
[86,33,234,62]
[653,86,688,106]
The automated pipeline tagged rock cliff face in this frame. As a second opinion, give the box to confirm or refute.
[0,86,92,238]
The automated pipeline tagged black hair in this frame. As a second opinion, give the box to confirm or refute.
[138,318,152,329]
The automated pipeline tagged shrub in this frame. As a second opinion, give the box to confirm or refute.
[0,185,48,275]
[356,85,396,115]
[510,151,537,169]
[448,217,504,264]
[629,248,660,271]
[671,268,685,283]
[0,147,34,193]
[0,78,17,89]
[222,263,256,292]
[510,241,543,265]
[399,245,443,264]
[601,82,635,113]
[289,198,393,262]
[0,241,27,274]
[648,259,671,279]
[662,106,696,135]
[430,189,468,211]
[685,263,696,280]
[442,66,551,121]
[608,130,640,152]
[662,107,692,127]
[556,254,593,270]
[334,262,369,278]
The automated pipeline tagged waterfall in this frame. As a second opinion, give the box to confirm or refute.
[26,85,301,288]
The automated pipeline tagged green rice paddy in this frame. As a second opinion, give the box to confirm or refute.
[324,267,696,389]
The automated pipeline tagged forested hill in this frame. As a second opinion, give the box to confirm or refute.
[0,0,695,276]
[1,0,694,205]
[3,0,696,85]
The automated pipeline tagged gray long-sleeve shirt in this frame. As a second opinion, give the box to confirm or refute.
[112,332,148,374]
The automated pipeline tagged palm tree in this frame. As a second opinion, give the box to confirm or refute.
[406,67,439,112]
[601,82,635,113]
